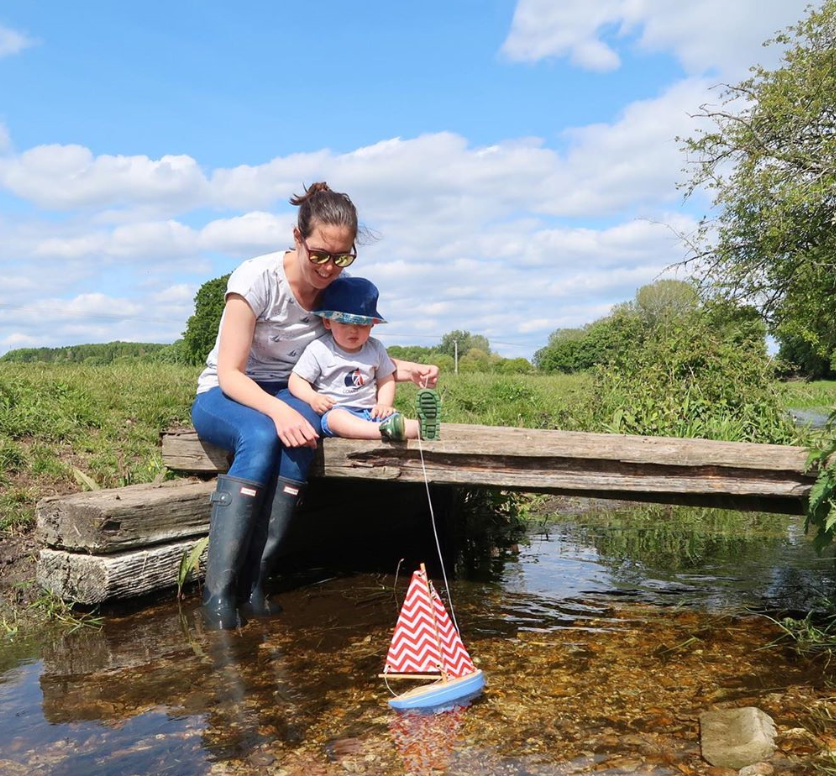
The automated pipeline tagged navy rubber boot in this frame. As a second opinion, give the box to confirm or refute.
[239,476,305,618]
[202,474,264,630]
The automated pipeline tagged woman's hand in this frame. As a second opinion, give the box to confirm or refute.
[393,359,440,388]
[409,363,439,388]
[271,401,319,449]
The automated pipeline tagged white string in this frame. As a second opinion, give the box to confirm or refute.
[383,381,457,697]
[415,380,460,635]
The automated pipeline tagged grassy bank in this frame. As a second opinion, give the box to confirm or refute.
[2,363,830,535]
[0,362,832,634]
[0,365,596,533]
[780,380,836,411]
[0,362,198,532]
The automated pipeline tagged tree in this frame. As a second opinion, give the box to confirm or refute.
[680,1,836,373]
[534,282,698,373]
[437,330,491,359]
[777,333,836,379]
[634,280,699,327]
[181,274,230,366]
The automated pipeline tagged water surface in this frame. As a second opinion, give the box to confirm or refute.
[1,503,833,775]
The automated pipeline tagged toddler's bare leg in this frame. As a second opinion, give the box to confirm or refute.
[327,409,387,440]
[404,419,420,439]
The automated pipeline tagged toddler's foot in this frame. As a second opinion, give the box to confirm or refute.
[379,413,407,441]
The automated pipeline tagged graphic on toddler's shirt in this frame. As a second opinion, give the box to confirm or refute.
[344,369,366,390]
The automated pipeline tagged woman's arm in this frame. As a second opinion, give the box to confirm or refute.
[217,294,319,448]
[390,358,439,388]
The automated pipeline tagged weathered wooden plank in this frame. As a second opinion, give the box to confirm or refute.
[320,449,812,495]
[35,478,446,554]
[161,429,232,473]
[161,425,816,510]
[163,424,811,473]
[37,540,206,605]
[36,480,215,553]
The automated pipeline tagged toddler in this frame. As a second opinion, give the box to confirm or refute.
[289,277,423,441]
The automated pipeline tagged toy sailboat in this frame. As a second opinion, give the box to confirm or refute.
[381,564,485,711]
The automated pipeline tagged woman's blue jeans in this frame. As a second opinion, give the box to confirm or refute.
[191,382,321,486]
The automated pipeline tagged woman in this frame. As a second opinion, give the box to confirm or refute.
[192,182,438,630]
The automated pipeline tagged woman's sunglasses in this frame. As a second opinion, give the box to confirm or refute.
[301,236,356,268]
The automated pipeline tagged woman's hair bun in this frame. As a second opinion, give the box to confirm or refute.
[289,181,331,206]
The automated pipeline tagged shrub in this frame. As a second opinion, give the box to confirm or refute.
[590,310,796,443]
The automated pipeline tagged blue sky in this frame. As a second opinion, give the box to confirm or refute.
[0,1,819,358]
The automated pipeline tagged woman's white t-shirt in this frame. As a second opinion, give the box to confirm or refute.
[196,252,326,394]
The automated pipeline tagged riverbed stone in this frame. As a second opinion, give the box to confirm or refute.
[738,763,774,775]
[699,707,776,769]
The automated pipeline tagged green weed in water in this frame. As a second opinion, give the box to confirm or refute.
[782,380,836,411]
[177,537,208,599]
[805,410,836,552]
[27,590,102,634]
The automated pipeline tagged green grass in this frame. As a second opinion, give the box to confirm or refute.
[396,372,593,430]
[781,380,836,411]
[0,362,198,531]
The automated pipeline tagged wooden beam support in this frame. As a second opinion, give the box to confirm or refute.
[37,540,206,605]
[37,480,215,553]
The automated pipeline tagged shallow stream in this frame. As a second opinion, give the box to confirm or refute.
[2,502,836,775]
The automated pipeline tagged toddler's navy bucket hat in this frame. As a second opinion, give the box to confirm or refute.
[314,277,386,325]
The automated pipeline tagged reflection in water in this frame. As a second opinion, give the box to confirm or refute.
[388,707,464,774]
[0,506,834,774]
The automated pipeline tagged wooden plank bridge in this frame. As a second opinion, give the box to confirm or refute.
[163,423,816,514]
[36,424,818,605]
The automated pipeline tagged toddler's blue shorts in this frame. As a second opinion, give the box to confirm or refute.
[321,406,386,437]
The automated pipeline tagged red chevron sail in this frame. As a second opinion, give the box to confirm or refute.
[384,568,476,679]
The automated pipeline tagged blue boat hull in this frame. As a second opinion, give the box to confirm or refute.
[388,670,485,711]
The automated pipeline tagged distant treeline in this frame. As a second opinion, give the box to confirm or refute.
[0,341,180,365]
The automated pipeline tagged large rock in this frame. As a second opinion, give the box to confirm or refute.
[700,707,776,769]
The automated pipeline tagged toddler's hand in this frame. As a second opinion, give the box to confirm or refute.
[372,404,395,419]
[311,394,335,414]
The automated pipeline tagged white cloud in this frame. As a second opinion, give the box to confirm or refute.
[0,76,709,227]
[502,0,817,77]
[364,214,696,356]
[501,1,627,71]
[0,51,715,359]
[156,283,196,304]
[0,24,35,58]
[0,103,705,357]
[0,145,209,210]
[199,211,295,257]
[0,291,190,352]
[1,332,40,349]
[108,220,198,260]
